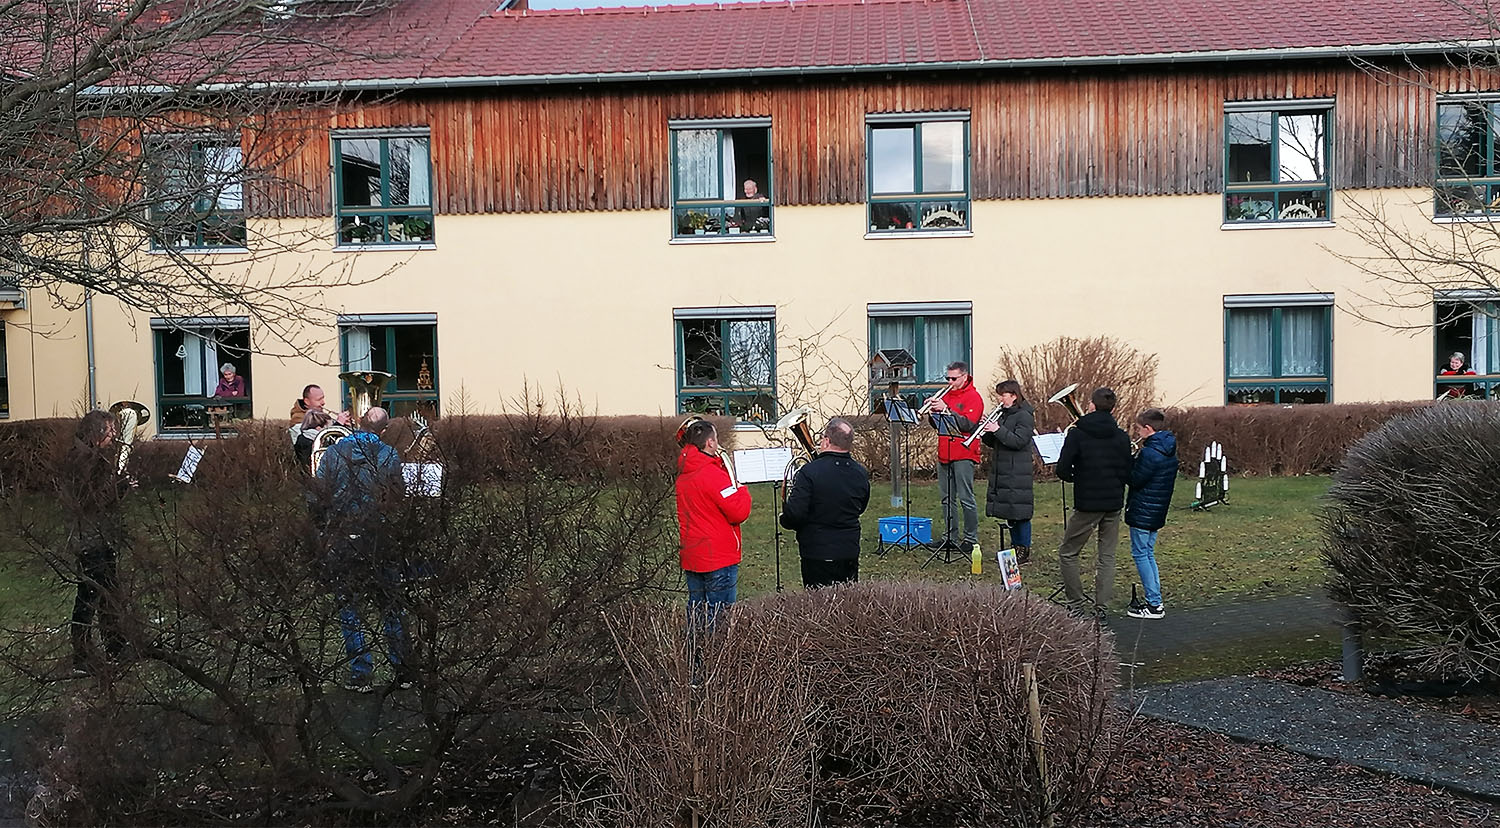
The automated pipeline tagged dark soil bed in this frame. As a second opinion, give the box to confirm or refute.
[1256,656,1500,726]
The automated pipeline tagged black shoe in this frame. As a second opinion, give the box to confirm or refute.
[1015,545,1032,565]
[342,674,374,693]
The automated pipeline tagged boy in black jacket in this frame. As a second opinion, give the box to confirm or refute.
[780,418,871,588]
[1054,387,1133,617]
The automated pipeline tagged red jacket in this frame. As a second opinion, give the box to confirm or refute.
[936,376,985,464]
[676,445,753,573]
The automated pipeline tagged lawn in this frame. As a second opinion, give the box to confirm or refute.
[735,474,1333,610]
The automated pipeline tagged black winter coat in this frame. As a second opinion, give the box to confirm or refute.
[1125,431,1178,530]
[981,401,1035,521]
[780,451,871,561]
[1055,411,1132,513]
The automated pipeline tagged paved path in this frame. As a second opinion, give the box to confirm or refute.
[1138,675,1500,800]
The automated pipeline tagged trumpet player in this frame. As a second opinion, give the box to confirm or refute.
[62,410,132,674]
[779,418,870,588]
[676,420,752,620]
[979,380,1035,563]
[1124,409,1178,620]
[927,362,984,553]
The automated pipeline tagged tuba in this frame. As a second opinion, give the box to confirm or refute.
[108,400,150,473]
[773,407,818,505]
[1047,383,1085,428]
[310,370,393,475]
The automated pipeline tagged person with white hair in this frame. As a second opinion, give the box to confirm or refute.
[1438,351,1476,398]
[213,362,246,398]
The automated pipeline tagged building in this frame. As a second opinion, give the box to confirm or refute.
[4,0,1500,436]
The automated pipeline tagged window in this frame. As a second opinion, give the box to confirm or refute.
[1224,296,1332,404]
[152,319,252,431]
[1223,103,1332,223]
[674,307,775,422]
[866,114,970,234]
[1435,100,1500,217]
[670,120,773,239]
[147,136,245,249]
[333,132,434,245]
[1435,296,1500,399]
[338,315,438,418]
[867,302,972,410]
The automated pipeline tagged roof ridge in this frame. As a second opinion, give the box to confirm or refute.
[498,0,952,19]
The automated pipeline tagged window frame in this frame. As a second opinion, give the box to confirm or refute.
[1222,101,1334,226]
[331,129,436,247]
[867,304,973,410]
[1223,298,1333,404]
[145,134,247,251]
[0,323,8,419]
[673,308,777,424]
[1434,294,1500,399]
[150,318,253,433]
[667,118,775,241]
[1434,97,1500,219]
[337,317,440,417]
[865,112,972,236]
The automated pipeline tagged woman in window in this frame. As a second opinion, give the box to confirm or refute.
[214,362,246,398]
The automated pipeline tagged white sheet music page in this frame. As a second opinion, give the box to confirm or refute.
[1032,432,1066,465]
[732,447,796,484]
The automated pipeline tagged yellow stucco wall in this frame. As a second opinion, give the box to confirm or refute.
[0,188,1449,434]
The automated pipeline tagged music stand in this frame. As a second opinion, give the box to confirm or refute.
[921,411,967,568]
[874,398,933,557]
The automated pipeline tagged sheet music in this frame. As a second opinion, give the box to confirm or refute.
[172,446,204,483]
[403,463,444,496]
[1032,432,1066,465]
[732,446,795,484]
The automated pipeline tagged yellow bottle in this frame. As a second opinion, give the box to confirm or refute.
[970,543,982,575]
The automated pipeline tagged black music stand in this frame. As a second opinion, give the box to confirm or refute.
[874,398,933,557]
[921,411,967,568]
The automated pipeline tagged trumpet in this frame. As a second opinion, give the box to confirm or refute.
[961,406,1003,448]
[917,386,950,416]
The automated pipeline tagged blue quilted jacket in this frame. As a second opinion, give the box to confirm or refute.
[1125,431,1178,531]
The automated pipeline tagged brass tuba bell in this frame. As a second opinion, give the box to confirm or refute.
[1047,383,1085,427]
[339,370,394,423]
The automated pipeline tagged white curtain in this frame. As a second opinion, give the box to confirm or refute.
[204,146,243,211]
[180,332,217,396]
[871,317,916,355]
[720,131,736,200]
[344,326,372,371]
[674,130,718,200]
[923,316,966,381]
[1280,308,1327,376]
[1473,303,1498,374]
[407,139,431,206]
[1227,309,1272,378]
[726,319,772,386]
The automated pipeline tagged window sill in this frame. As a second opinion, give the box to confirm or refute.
[333,243,437,252]
[146,246,251,255]
[1432,214,1500,225]
[1220,221,1335,231]
[669,235,776,245]
[863,230,974,240]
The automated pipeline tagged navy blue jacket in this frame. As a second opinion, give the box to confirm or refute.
[780,451,870,561]
[314,431,404,535]
[1055,411,1133,513]
[1125,431,1178,531]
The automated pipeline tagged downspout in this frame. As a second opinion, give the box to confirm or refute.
[83,247,97,410]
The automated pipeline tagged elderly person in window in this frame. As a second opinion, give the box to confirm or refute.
[731,178,770,232]
[214,362,246,398]
[1439,351,1477,398]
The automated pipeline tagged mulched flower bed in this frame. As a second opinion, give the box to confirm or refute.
[1257,656,1500,726]
[1086,718,1495,827]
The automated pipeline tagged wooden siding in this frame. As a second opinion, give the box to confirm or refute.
[251,59,1500,218]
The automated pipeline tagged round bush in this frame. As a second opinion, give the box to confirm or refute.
[1323,402,1500,680]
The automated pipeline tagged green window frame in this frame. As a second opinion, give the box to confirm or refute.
[146,135,246,250]
[1434,298,1500,399]
[151,320,253,433]
[333,131,435,246]
[867,306,973,410]
[338,319,439,418]
[866,114,971,235]
[1435,100,1500,217]
[1223,103,1333,224]
[674,309,776,423]
[669,119,774,239]
[1224,300,1332,404]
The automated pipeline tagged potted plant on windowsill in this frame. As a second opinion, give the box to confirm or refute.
[399,216,432,242]
[344,219,377,243]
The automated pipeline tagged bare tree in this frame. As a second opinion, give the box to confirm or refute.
[0,0,474,353]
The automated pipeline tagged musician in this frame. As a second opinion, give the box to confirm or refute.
[1438,351,1477,398]
[290,383,349,427]
[1124,408,1177,620]
[980,380,1035,563]
[926,361,984,552]
[61,410,131,673]
[1054,387,1132,619]
[313,407,409,692]
[676,420,752,618]
[780,418,871,588]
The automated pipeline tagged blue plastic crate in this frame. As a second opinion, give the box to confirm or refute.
[878,516,932,545]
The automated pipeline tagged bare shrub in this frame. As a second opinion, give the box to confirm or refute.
[1167,402,1432,477]
[994,336,1159,435]
[3,390,681,824]
[571,582,1122,827]
[1322,402,1500,681]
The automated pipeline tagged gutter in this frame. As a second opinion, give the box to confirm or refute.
[84,39,1496,94]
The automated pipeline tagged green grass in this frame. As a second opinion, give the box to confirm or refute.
[735,474,1333,610]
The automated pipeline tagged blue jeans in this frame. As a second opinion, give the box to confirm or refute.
[685,564,738,625]
[1006,519,1032,548]
[339,594,408,680]
[1129,527,1163,607]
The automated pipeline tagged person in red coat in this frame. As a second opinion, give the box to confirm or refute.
[676,419,752,619]
[924,361,985,551]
